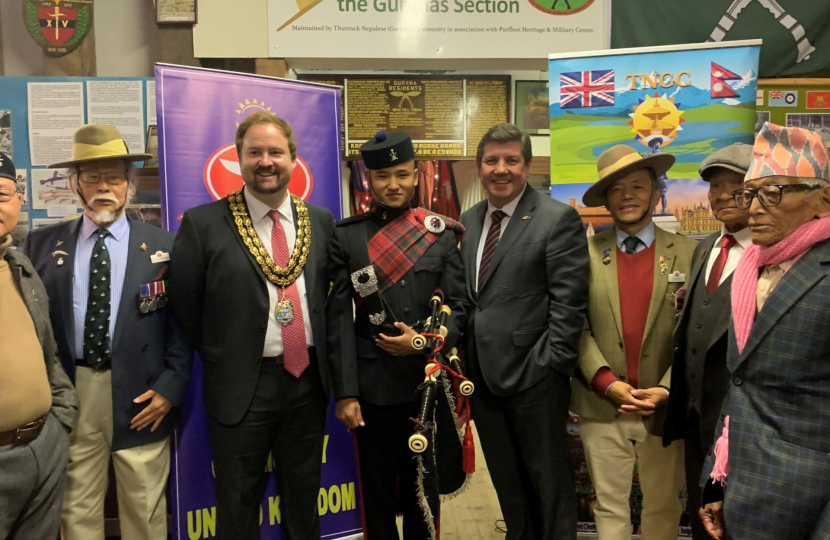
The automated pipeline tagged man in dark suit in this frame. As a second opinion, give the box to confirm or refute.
[699,122,830,539]
[663,143,751,540]
[460,123,589,540]
[24,125,192,540]
[169,112,334,540]
[327,131,468,539]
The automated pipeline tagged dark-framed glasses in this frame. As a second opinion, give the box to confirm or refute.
[0,188,21,203]
[79,171,128,185]
[732,183,823,210]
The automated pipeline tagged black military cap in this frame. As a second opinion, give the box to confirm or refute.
[360,130,415,170]
[0,152,15,182]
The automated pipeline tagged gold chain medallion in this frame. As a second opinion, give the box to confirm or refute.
[228,190,311,289]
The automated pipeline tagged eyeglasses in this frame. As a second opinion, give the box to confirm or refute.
[79,171,128,185]
[732,183,822,210]
[0,189,21,203]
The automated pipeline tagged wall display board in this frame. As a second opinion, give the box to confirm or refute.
[756,79,830,146]
[155,64,360,540]
[298,74,509,158]
[0,76,155,246]
[549,40,760,239]
[269,0,606,60]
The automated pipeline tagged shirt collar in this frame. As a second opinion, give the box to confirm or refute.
[615,222,655,249]
[486,184,527,218]
[244,188,293,224]
[719,225,751,250]
[81,212,129,242]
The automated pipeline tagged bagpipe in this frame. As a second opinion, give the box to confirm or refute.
[407,289,476,475]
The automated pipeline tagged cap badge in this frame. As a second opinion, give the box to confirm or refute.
[389,148,398,161]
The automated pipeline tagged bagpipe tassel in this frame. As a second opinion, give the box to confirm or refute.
[462,422,475,474]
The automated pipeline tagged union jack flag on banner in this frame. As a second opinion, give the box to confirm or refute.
[560,70,615,109]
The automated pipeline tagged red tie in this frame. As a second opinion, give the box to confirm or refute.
[268,210,310,377]
[478,210,507,289]
[706,234,737,295]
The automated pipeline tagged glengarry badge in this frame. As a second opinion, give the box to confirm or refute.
[24,0,94,57]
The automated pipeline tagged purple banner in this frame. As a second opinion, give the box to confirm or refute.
[155,65,362,540]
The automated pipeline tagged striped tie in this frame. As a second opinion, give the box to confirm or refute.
[478,210,507,289]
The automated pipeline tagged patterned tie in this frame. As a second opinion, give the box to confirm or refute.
[706,234,736,295]
[478,210,507,289]
[83,229,111,370]
[622,236,642,255]
[268,210,310,377]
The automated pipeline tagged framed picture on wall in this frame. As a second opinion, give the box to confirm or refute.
[156,0,197,24]
[515,80,550,135]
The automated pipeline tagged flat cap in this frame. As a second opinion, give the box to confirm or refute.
[699,143,752,180]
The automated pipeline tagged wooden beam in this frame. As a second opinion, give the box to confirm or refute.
[255,59,288,79]
[157,26,199,67]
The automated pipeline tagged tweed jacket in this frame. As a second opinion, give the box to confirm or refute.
[571,225,696,436]
[700,238,830,540]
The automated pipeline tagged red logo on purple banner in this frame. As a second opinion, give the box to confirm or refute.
[203,144,314,201]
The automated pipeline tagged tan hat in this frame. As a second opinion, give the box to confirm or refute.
[582,144,675,207]
[48,124,152,168]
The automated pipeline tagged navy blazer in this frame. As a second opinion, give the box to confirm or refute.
[24,217,193,451]
[700,238,830,540]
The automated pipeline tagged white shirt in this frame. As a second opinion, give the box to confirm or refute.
[704,225,751,288]
[244,189,314,356]
[475,185,526,292]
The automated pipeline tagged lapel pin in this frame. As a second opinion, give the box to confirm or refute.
[521,215,531,220]
[141,243,147,251]
[602,248,612,265]
[51,250,68,257]
[659,255,669,275]
[56,240,64,247]
[57,258,64,266]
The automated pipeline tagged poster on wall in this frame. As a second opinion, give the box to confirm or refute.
[155,64,359,540]
[756,80,830,143]
[549,40,761,239]
[298,74,510,157]
[269,0,606,59]
[27,82,85,166]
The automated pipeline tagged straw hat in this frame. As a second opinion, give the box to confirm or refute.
[48,124,152,168]
[582,144,675,207]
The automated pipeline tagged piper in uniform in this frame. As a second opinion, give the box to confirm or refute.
[326,130,469,540]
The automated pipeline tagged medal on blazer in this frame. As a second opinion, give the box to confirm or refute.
[228,190,311,326]
[659,255,669,275]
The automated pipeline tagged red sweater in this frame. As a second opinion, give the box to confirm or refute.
[592,244,655,393]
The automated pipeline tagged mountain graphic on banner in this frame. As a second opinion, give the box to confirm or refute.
[710,62,741,99]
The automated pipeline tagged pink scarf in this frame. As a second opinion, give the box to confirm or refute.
[731,217,830,353]
[712,216,830,486]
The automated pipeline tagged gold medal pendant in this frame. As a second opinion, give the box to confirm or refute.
[275,288,295,325]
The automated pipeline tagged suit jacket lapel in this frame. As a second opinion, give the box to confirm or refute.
[479,188,536,292]
[113,218,144,351]
[597,230,624,339]
[708,274,734,349]
[736,248,827,366]
[464,202,486,295]
[298,198,318,301]
[642,228,675,343]
[57,220,83,357]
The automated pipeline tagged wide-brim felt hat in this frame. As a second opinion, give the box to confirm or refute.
[48,124,152,168]
[582,144,675,207]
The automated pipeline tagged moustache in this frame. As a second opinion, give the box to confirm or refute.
[88,195,120,205]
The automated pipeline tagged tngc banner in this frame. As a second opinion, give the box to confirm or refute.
[549,41,760,239]
[155,64,362,540]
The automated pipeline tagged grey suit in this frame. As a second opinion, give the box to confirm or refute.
[0,248,77,539]
[700,238,830,539]
[461,187,589,540]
